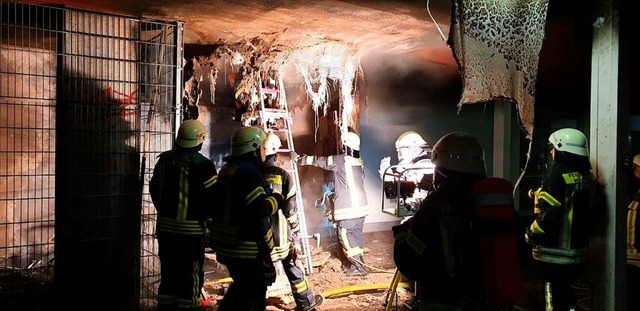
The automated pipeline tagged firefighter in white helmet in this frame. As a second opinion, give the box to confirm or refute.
[392,132,488,310]
[150,119,218,311]
[379,131,434,183]
[293,131,370,276]
[525,128,598,311]
[380,131,436,216]
[207,126,285,311]
[257,132,323,311]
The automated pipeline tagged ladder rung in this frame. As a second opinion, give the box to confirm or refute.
[261,88,280,94]
[262,108,287,114]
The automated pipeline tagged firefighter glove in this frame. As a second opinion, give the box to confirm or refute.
[379,156,391,175]
[290,151,300,163]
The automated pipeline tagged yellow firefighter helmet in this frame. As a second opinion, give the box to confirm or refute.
[176,119,206,148]
[231,126,267,156]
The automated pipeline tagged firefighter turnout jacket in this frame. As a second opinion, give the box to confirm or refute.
[149,149,217,310]
[258,157,300,261]
[298,154,368,221]
[526,162,596,265]
[150,150,218,235]
[207,161,283,261]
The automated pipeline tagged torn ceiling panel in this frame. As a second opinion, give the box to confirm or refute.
[190,34,363,135]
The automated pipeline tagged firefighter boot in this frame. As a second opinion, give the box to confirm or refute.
[344,255,368,276]
[296,294,324,311]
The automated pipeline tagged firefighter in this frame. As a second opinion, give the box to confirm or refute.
[293,131,369,276]
[379,131,435,216]
[379,130,434,185]
[258,132,323,311]
[392,132,488,310]
[207,126,285,311]
[625,154,640,310]
[149,119,218,311]
[525,128,597,311]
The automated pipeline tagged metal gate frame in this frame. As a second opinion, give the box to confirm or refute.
[0,1,182,310]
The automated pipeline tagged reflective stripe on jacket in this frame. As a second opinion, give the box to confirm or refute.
[628,197,640,266]
[259,158,299,261]
[150,150,217,235]
[208,161,279,260]
[529,163,595,265]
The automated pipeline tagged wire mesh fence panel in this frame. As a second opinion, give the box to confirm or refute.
[0,1,181,310]
[138,20,183,311]
[0,1,58,306]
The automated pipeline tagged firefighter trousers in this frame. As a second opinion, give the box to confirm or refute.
[280,248,316,309]
[540,262,583,311]
[156,233,205,311]
[336,217,366,270]
[218,256,268,311]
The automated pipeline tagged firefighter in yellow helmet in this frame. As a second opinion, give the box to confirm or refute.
[293,131,369,276]
[149,119,218,311]
[625,153,640,310]
[207,126,285,311]
[392,132,487,310]
[626,154,640,267]
[257,132,323,311]
[525,128,598,311]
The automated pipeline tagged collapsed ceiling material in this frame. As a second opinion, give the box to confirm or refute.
[52,0,553,138]
[448,0,550,139]
[186,29,365,136]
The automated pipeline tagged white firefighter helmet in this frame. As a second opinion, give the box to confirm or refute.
[431,132,486,175]
[342,132,360,151]
[395,131,428,150]
[231,126,267,156]
[548,128,589,157]
[263,132,282,156]
[176,119,206,148]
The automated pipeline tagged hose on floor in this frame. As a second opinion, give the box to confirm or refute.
[206,271,412,310]
[321,282,412,299]
[350,256,396,274]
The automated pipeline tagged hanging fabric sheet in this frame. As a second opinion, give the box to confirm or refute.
[448,0,550,138]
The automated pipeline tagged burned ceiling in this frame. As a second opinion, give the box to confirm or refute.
[42,0,595,115]
[45,0,454,62]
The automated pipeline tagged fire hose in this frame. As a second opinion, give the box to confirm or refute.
[205,270,412,310]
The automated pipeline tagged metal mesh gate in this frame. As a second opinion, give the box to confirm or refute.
[0,1,182,310]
